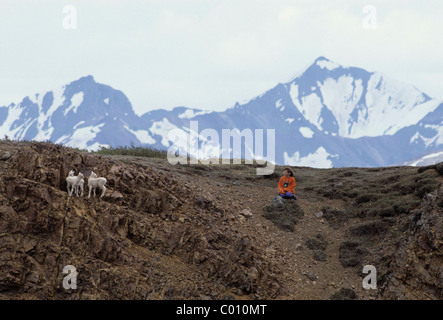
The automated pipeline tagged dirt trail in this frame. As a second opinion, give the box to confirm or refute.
[111,156,382,299]
[207,175,375,299]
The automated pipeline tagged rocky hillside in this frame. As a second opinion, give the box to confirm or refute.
[0,140,442,299]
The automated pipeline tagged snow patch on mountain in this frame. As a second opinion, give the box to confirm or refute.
[320,76,362,136]
[283,146,337,168]
[63,92,84,116]
[56,123,105,150]
[33,86,66,140]
[124,125,155,144]
[73,121,85,130]
[178,109,211,119]
[288,83,299,106]
[150,118,180,147]
[299,93,324,131]
[289,82,325,131]
[404,150,443,166]
[316,58,340,70]
[299,127,314,138]
[409,132,436,148]
[0,103,24,138]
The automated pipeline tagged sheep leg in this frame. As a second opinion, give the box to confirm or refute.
[101,185,106,198]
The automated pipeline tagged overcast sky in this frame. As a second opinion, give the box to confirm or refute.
[1,0,442,115]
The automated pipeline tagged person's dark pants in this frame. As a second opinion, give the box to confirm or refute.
[280,191,293,198]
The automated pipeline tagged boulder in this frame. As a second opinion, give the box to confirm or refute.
[263,196,305,232]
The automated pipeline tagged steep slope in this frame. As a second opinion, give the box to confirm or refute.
[0,141,281,299]
[380,187,443,299]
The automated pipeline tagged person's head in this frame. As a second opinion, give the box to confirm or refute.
[283,167,294,177]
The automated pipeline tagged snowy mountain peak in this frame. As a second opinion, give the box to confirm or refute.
[315,56,329,62]
[0,75,145,150]
[1,57,443,169]
[81,74,94,81]
[312,56,339,69]
[70,75,95,85]
[281,57,439,138]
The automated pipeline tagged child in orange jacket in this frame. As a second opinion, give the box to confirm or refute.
[278,167,296,199]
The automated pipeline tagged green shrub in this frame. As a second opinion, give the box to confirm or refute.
[93,144,167,159]
[355,193,381,204]
[349,220,387,237]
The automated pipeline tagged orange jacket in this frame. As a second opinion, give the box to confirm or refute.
[278,176,296,194]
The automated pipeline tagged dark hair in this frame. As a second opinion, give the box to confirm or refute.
[284,167,294,177]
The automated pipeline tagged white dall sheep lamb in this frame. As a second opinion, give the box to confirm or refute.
[68,169,84,197]
[75,177,84,197]
[66,172,84,197]
[88,171,107,198]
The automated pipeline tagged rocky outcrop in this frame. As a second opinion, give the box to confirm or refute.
[262,196,305,232]
[380,186,443,300]
[1,141,441,300]
[0,142,281,299]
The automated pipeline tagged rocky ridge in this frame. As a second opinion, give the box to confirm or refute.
[0,140,442,300]
[0,141,280,299]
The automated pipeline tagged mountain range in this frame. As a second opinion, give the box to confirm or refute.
[1,56,442,168]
